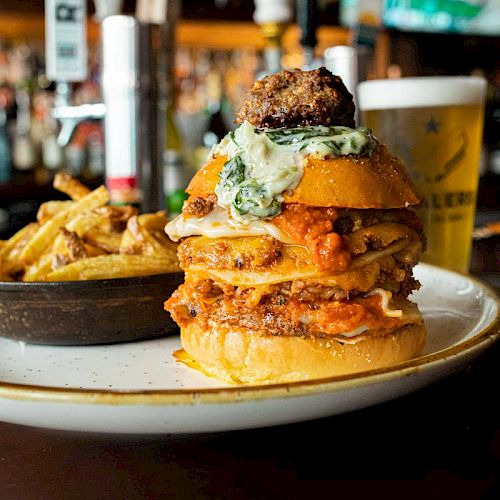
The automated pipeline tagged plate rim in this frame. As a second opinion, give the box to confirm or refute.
[0,264,498,406]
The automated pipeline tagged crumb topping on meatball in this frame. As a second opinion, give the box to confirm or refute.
[236,67,355,129]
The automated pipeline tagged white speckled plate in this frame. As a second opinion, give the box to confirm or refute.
[0,264,498,434]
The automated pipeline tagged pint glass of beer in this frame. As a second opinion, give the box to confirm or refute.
[357,77,487,273]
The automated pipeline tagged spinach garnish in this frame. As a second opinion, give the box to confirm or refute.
[228,123,241,146]
[233,182,281,218]
[218,155,245,191]
[217,157,283,219]
[264,127,333,146]
[263,125,377,156]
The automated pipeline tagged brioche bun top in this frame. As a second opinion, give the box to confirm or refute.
[187,145,422,209]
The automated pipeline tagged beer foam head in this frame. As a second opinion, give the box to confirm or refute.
[357,77,486,110]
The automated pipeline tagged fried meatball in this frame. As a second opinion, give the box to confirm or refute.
[236,67,355,129]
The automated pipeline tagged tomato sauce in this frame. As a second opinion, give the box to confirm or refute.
[287,293,402,335]
[273,204,351,272]
[166,279,404,337]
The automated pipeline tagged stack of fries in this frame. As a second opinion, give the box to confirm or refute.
[0,175,180,282]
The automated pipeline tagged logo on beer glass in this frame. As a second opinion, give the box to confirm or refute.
[423,118,468,184]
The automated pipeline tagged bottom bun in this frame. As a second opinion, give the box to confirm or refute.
[177,321,426,385]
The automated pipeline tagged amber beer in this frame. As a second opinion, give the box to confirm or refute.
[358,77,486,273]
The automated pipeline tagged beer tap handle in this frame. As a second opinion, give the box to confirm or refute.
[297,0,318,69]
[52,102,106,147]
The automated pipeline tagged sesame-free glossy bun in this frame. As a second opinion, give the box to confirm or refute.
[178,321,426,385]
[186,145,421,209]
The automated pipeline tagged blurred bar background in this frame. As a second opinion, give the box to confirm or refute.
[0,0,498,242]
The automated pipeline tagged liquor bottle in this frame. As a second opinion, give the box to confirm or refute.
[85,124,105,181]
[12,87,36,173]
[202,67,228,150]
[253,0,292,77]
[41,112,63,174]
[0,100,11,185]
[163,148,190,219]
[166,102,182,153]
[33,90,62,184]
[164,95,190,215]
[0,46,13,185]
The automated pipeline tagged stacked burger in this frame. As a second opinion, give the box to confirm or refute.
[165,68,426,384]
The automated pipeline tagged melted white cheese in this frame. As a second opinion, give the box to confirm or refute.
[368,288,403,318]
[165,206,294,243]
[336,324,369,338]
[297,314,369,339]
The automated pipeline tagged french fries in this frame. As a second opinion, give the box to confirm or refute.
[0,257,11,281]
[23,253,54,282]
[119,212,178,258]
[36,200,73,223]
[0,176,180,282]
[53,172,92,200]
[46,254,178,281]
[0,223,38,260]
[66,205,137,254]
[20,186,110,264]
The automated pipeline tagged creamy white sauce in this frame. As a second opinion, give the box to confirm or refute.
[213,121,377,222]
[214,122,304,211]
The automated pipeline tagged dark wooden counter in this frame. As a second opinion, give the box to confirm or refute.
[0,238,498,498]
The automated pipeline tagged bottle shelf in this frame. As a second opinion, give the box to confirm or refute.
[0,14,349,52]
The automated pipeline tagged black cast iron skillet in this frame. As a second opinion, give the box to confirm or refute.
[0,272,184,345]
